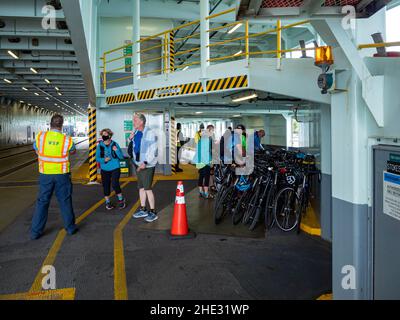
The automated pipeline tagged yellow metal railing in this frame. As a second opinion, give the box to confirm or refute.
[358,41,400,50]
[101,6,314,92]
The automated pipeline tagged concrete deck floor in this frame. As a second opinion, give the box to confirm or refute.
[0,175,332,300]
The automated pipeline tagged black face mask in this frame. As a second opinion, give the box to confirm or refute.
[102,135,110,141]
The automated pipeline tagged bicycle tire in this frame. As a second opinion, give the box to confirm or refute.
[273,187,301,232]
[242,188,260,225]
[249,207,262,231]
[214,186,231,224]
[264,185,276,230]
[232,191,250,225]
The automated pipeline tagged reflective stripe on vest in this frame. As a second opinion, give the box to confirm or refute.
[36,131,70,174]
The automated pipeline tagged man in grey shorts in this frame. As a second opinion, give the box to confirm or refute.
[129,113,158,222]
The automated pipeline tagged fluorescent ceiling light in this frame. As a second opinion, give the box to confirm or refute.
[30,68,38,74]
[4,79,12,84]
[195,111,203,114]
[7,50,19,59]
[232,93,258,103]
[57,92,62,96]
[233,114,241,117]
[45,97,50,100]
[66,101,69,103]
[45,79,51,84]
[228,23,243,34]
[34,92,39,96]
[22,87,28,91]
[20,100,24,103]
[55,86,60,91]
[182,66,189,71]
[234,50,243,56]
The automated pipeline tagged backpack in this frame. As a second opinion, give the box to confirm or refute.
[99,141,117,159]
[127,140,133,158]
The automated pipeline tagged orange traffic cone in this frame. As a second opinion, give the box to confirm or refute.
[169,181,196,240]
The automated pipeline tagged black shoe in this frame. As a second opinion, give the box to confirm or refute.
[30,233,42,240]
[106,202,115,210]
[118,199,126,210]
[67,228,79,236]
[176,168,183,172]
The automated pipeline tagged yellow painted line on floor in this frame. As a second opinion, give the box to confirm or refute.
[300,205,321,236]
[29,181,130,294]
[0,288,75,300]
[113,181,157,300]
[300,222,321,236]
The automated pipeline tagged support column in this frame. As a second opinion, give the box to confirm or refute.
[320,104,332,241]
[169,32,175,72]
[170,116,177,174]
[87,106,98,184]
[133,0,140,85]
[200,0,210,80]
[331,74,377,300]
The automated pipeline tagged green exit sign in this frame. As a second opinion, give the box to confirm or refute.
[123,41,132,72]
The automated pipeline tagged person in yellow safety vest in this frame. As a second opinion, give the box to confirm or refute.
[30,114,78,240]
[194,123,205,144]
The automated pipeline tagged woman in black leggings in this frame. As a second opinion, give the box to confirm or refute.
[96,128,126,210]
[196,125,214,199]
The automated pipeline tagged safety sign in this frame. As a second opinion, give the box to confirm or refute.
[383,171,400,222]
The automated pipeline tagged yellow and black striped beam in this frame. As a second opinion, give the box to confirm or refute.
[137,89,156,101]
[106,93,135,105]
[206,75,248,92]
[169,32,175,72]
[88,107,97,183]
[170,117,176,175]
[137,82,203,101]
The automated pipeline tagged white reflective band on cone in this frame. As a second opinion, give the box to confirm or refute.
[177,185,184,193]
[175,196,185,204]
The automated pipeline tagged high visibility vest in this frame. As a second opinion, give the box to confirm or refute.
[36,131,72,174]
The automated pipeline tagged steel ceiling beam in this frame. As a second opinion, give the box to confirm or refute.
[61,0,96,107]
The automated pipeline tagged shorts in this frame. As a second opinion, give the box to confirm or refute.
[136,166,155,190]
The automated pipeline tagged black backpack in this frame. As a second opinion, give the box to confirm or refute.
[99,141,117,159]
[127,140,133,159]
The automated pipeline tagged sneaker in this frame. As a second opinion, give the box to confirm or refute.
[106,202,115,210]
[30,233,42,240]
[133,207,148,219]
[118,199,126,210]
[145,211,158,223]
[67,227,79,236]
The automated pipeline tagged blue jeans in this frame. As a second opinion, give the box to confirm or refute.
[31,173,77,238]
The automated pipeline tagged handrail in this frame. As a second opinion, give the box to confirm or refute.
[174,33,201,43]
[207,35,246,48]
[101,6,314,93]
[207,21,241,33]
[358,41,400,50]
[205,7,236,20]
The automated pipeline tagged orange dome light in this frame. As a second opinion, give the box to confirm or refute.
[315,46,334,67]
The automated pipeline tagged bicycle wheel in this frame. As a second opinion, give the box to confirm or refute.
[242,188,260,225]
[264,186,276,230]
[214,186,232,224]
[273,187,301,232]
[232,191,250,225]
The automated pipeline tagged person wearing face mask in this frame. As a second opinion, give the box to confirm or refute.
[195,124,215,199]
[96,128,126,210]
